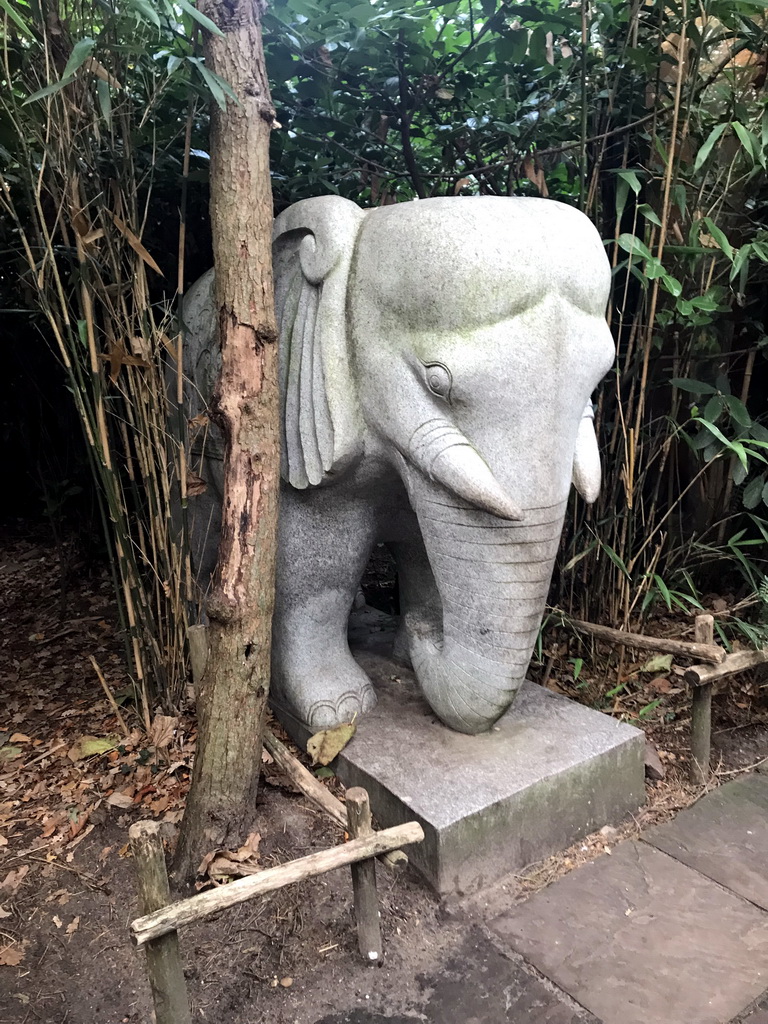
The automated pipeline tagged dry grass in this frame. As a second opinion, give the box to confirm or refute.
[0,5,199,707]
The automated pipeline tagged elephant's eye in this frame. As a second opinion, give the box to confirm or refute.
[424,363,452,401]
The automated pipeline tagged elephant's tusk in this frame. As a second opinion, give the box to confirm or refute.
[571,403,602,504]
[428,443,524,521]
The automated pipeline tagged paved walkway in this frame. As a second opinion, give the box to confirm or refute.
[316,769,768,1024]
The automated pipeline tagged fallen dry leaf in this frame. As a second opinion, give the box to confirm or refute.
[0,867,28,896]
[67,734,120,761]
[149,714,178,750]
[107,791,135,809]
[52,915,63,929]
[198,832,261,882]
[66,915,80,936]
[640,654,673,674]
[9,733,31,743]
[0,943,25,967]
[307,722,356,766]
[186,471,208,497]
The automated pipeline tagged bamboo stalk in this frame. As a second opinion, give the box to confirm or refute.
[89,656,130,739]
[131,821,424,947]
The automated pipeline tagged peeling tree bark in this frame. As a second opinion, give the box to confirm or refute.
[173,0,279,883]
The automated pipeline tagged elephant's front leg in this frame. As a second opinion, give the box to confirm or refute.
[388,535,442,668]
[272,485,379,731]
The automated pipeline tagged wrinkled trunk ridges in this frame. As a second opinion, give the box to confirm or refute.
[409,494,566,734]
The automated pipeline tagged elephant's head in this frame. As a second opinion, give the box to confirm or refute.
[274,195,613,734]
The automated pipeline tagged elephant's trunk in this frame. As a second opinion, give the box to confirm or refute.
[407,485,566,734]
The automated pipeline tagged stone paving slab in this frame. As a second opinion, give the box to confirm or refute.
[313,931,595,1024]
[490,841,768,1024]
[422,931,595,1024]
[739,1008,768,1024]
[643,773,768,910]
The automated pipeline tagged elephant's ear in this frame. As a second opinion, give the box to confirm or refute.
[273,196,367,489]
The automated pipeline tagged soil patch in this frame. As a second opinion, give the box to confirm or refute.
[1,526,767,1022]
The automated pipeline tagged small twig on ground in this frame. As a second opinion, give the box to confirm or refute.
[25,856,108,891]
[20,741,68,771]
[715,755,768,776]
[89,656,130,738]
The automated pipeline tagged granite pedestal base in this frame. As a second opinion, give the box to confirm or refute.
[274,610,645,895]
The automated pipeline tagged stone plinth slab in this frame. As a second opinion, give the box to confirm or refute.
[276,622,644,894]
[491,841,768,1024]
[644,773,768,910]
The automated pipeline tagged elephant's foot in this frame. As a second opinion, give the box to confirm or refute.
[273,654,377,732]
[305,682,377,731]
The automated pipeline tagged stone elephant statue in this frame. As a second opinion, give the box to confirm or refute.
[181,195,614,735]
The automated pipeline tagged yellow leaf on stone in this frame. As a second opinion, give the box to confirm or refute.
[306,722,356,766]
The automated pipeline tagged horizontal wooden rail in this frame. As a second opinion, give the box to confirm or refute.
[684,648,768,688]
[130,820,424,947]
[570,618,725,665]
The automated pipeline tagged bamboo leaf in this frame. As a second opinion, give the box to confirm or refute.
[617,232,654,261]
[732,121,758,164]
[128,0,161,28]
[702,217,734,261]
[743,474,766,509]
[669,378,718,394]
[0,0,33,38]
[652,575,672,611]
[637,203,662,227]
[617,169,642,195]
[196,62,228,110]
[723,394,752,427]
[563,540,597,572]
[97,78,111,125]
[730,244,752,283]
[177,0,224,37]
[661,274,682,297]
[599,540,631,579]
[109,214,164,276]
[61,37,96,81]
[23,75,75,104]
[693,123,727,172]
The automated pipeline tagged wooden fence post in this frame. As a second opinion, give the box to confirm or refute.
[690,614,714,785]
[129,821,192,1024]
[346,788,383,962]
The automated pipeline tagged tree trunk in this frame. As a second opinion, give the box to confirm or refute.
[173,0,279,883]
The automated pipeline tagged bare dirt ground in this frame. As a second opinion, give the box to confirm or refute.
[1,525,767,1024]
